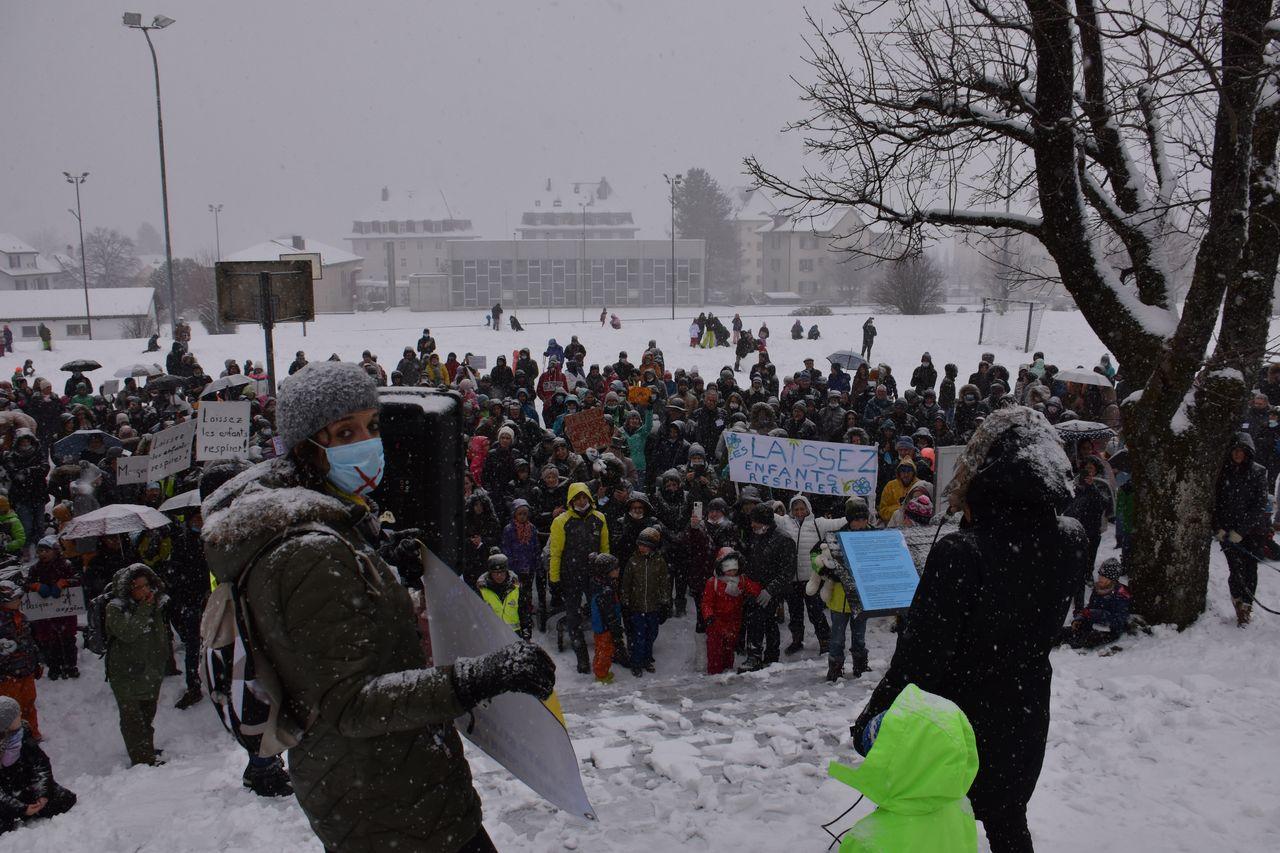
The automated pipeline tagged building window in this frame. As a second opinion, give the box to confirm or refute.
[417,241,423,251]
[7,255,18,269]
[66,323,90,337]
[770,259,781,272]
[437,241,444,250]
[20,325,37,337]
[400,258,406,267]
[14,281,27,291]
[799,259,814,272]
[799,281,818,295]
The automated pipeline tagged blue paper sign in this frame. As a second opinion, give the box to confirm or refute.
[836,530,920,613]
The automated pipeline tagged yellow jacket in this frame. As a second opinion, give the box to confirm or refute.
[878,476,919,523]
[548,482,609,583]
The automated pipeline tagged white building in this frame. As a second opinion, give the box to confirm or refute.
[0,287,157,340]
[729,187,777,299]
[0,234,73,291]
[224,235,363,314]
[516,178,639,240]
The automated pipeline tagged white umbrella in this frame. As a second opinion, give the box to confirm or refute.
[1055,368,1112,387]
[158,490,201,513]
[59,504,172,539]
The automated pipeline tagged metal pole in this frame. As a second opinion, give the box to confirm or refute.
[141,28,178,336]
[1025,300,1034,352]
[580,203,587,323]
[259,271,278,397]
[670,183,677,320]
[70,177,93,340]
[209,204,223,260]
[978,297,987,345]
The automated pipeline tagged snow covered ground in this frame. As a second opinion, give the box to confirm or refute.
[6,306,1280,851]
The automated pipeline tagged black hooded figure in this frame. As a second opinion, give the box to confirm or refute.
[852,407,1086,853]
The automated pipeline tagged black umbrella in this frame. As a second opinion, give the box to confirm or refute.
[146,374,186,391]
[60,359,102,372]
[52,429,123,459]
[826,350,868,370]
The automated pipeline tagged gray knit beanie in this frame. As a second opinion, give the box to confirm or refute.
[277,361,380,451]
[0,696,19,732]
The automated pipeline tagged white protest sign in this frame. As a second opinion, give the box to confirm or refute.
[723,432,878,498]
[115,455,151,485]
[932,444,964,509]
[197,401,250,461]
[147,419,198,480]
[22,587,87,622]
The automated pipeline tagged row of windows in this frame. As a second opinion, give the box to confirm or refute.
[12,277,50,290]
[450,257,702,308]
[16,323,87,337]
[519,211,634,227]
[350,219,472,235]
[355,239,447,254]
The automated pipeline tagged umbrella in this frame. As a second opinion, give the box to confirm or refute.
[1054,420,1116,442]
[158,490,201,513]
[52,429,123,459]
[146,374,186,391]
[114,363,164,379]
[200,374,255,399]
[827,350,868,370]
[59,504,171,539]
[60,359,102,373]
[1055,368,1112,387]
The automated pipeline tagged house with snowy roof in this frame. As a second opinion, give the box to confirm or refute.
[756,207,873,303]
[0,233,73,291]
[0,287,157,341]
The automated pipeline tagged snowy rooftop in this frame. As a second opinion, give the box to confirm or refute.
[524,177,634,217]
[224,236,362,266]
[0,286,154,320]
[729,186,779,222]
[350,189,479,237]
[0,233,38,255]
[755,207,860,235]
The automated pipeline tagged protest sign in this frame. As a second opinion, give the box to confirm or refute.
[562,408,612,453]
[723,432,878,498]
[422,548,596,822]
[147,419,198,480]
[932,444,964,509]
[468,355,487,370]
[835,530,919,614]
[197,401,250,461]
[115,454,151,485]
[22,587,86,623]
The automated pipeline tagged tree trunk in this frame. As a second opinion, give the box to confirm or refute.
[1126,426,1219,627]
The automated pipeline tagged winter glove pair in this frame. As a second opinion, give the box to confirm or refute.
[38,584,59,599]
[452,641,556,710]
[1228,531,1244,544]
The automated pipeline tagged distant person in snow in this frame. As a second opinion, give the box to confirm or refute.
[509,314,524,331]
[853,407,1086,853]
[791,319,804,340]
[490,301,503,330]
[860,316,877,360]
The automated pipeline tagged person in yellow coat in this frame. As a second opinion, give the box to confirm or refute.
[877,461,919,524]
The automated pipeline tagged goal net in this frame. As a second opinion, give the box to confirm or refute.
[977,298,1046,352]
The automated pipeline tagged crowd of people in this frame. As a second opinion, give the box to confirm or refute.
[0,310,1271,850]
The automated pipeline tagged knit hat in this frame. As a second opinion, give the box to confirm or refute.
[637,527,662,549]
[895,437,917,452]
[276,362,380,451]
[845,496,870,521]
[749,503,775,526]
[905,494,933,525]
[0,696,20,732]
[37,535,59,550]
[497,425,516,443]
[1098,558,1123,581]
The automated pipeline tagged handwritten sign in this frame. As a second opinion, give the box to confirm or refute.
[197,401,250,461]
[563,408,612,453]
[115,454,151,485]
[148,419,198,480]
[723,433,878,498]
[22,586,87,622]
[835,530,919,614]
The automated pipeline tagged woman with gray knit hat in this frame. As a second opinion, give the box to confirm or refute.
[201,361,555,853]
[0,695,76,833]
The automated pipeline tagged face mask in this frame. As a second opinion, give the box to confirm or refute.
[964,395,976,404]
[316,437,385,497]
[724,574,741,596]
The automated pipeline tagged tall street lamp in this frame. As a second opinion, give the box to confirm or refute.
[123,12,178,335]
[208,203,223,260]
[63,171,93,340]
[663,172,682,320]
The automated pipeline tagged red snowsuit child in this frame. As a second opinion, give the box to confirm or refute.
[701,548,761,675]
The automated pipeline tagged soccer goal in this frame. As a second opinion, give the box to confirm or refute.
[977,297,1046,353]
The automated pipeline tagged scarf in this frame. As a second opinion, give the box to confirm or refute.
[513,518,534,545]
[1,730,21,768]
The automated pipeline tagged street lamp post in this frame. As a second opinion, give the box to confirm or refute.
[579,202,588,323]
[663,173,682,321]
[208,203,223,260]
[63,172,93,340]
[123,12,178,335]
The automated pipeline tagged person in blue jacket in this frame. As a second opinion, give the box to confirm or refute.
[543,338,565,365]
[1062,559,1130,648]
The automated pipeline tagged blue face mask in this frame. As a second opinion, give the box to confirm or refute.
[316,437,385,497]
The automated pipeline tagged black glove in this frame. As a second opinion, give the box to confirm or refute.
[380,528,425,564]
[452,641,556,709]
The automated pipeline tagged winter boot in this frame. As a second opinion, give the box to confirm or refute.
[826,656,844,683]
[784,639,804,655]
[631,666,644,678]
[850,650,869,678]
[174,687,204,710]
[736,656,765,674]
[572,637,591,674]
[243,757,294,798]
[817,639,829,656]
[1233,598,1253,627]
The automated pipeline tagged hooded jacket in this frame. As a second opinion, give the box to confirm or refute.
[1214,431,1270,535]
[104,564,170,700]
[776,495,846,583]
[548,482,609,584]
[742,514,796,600]
[201,456,480,853]
[831,684,978,852]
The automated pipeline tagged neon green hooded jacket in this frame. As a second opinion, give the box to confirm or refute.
[829,684,979,852]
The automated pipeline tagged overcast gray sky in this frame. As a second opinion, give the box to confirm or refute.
[1,0,820,258]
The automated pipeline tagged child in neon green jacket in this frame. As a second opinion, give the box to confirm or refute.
[828,683,979,852]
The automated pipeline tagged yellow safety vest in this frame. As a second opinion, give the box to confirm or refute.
[480,584,521,631]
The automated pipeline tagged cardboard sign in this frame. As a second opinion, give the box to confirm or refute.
[197,401,250,461]
[148,419,198,480]
[421,548,596,822]
[563,408,612,453]
[115,455,151,485]
[22,586,86,622]
[835,529,920,614]
[723,433,878,498]
[467,355,487,370]
[932,444,964,509]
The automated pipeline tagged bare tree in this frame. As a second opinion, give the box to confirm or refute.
[747,0,1280,626]
[81,227,140,288]
[875,253,945,314]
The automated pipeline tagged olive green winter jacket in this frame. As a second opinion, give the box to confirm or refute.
[202,456,482,853]
[104,564,170,701]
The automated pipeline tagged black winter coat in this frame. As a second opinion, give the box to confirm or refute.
[0,725,63,826]
[742,521,796,600]
[1214,435,1270,536]
[910,362,937,393]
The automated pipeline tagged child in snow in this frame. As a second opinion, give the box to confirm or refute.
[689,321,701,347]
[620,527,670,678]
[589,553,625,684]
[25,537,80,680]
[610,313,622,330]
[0,582,42,742]
[701,548,761,675]
[1063,559,1131,649]
[477,553,530,640]
[830,684,979,852]
[0,695,76,833]
[808,498,874,682]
